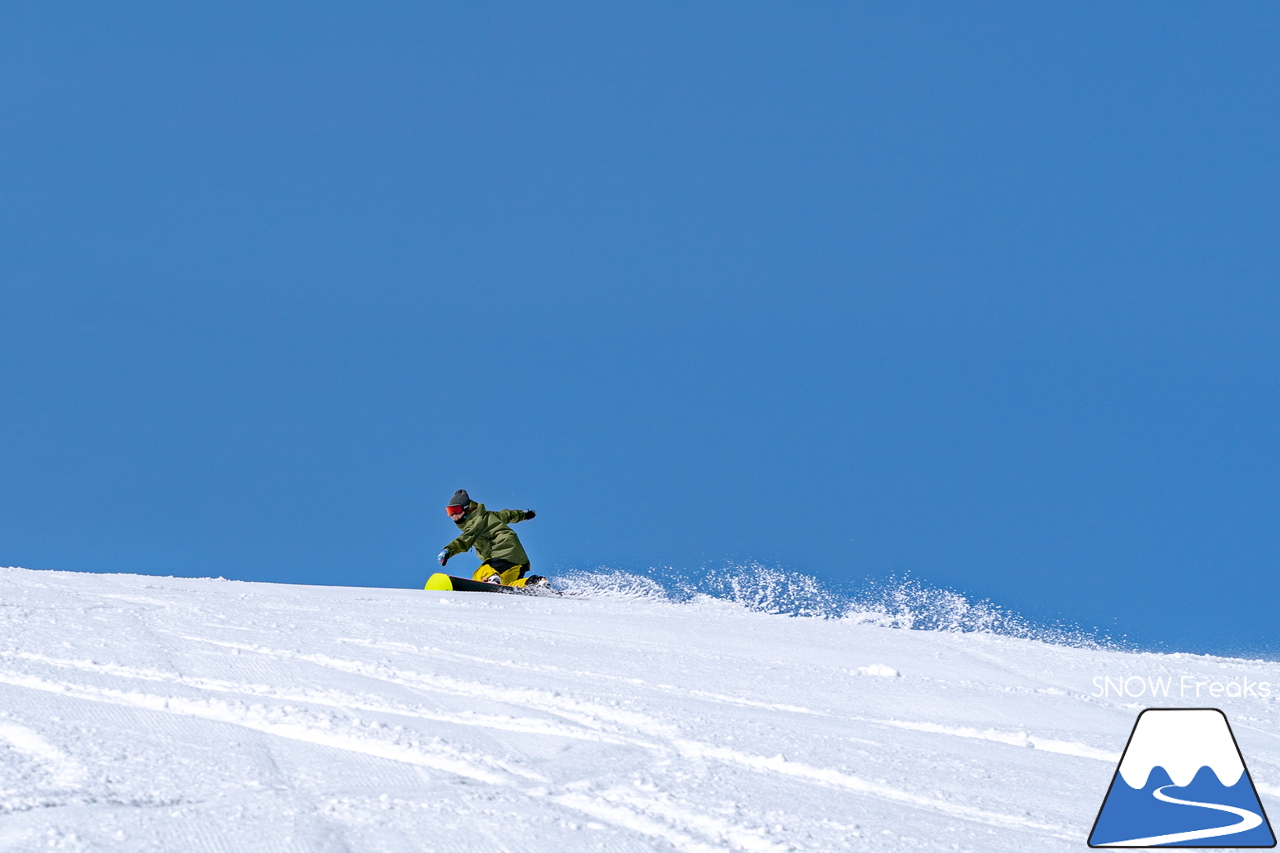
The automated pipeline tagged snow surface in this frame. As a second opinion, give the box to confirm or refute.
[1,565,1279,852]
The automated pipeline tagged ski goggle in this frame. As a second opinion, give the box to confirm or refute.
[446,505,467,520]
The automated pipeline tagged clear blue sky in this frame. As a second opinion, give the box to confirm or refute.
[1,3,1276,656]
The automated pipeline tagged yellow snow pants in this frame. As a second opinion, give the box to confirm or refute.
[472,563,530,587]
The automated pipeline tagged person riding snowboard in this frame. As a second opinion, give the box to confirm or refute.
[437,490,545,587]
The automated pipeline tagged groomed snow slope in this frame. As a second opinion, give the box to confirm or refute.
[1,567,1278,852]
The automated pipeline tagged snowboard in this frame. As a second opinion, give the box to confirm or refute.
[424,573,559,596]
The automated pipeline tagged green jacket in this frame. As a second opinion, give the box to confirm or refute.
[443,502,532,565]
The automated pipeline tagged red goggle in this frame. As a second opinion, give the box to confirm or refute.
[446,505,467,519]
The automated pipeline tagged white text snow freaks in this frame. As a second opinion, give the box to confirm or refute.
[1092,675,1273,700]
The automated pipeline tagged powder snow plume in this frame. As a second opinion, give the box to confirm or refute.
[554,565,1114,649]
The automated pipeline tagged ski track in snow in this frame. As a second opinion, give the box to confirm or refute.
[0,568,1278,851]
[0,721,86,789]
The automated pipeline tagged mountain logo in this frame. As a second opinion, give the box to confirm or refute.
[1089,708,1276,847]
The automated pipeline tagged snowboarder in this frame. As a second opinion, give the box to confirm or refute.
[436,490,545,587]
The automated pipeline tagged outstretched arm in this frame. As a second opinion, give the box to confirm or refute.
[496,509,534,523]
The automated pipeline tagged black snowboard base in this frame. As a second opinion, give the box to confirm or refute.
[424,573,560,596]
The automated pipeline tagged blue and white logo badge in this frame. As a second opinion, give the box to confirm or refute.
[1089,708,1276,847]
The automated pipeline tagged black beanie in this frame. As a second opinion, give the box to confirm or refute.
[448,489,471,507]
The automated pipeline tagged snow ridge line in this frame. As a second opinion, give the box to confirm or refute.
[183,638,679,741]
[30,637,1116,768]
[0,668,810,851]
[878,719,1120,762]
[4,650,643,748]
[0,669,514,786]
[669,740,1075,839]
[552,788,789,853]
[335,637,1115,763]
[0,721,86,788]
[203,640,1074,838]
[2,643,1095,840]
[339,637,828,716]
